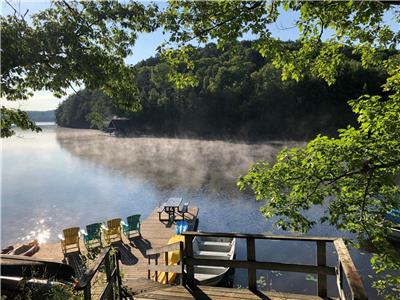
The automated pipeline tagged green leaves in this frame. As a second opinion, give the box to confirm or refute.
[1,0,157,136]
[158,5,400,295]
[238,91,400,297]
[1,107,42,138]
[161,46,199,89]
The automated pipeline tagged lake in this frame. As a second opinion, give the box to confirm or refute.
[1,125,379,298]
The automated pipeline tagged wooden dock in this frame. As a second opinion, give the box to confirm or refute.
[120,207,198,287]
[9,207,368,300]
[33,207,199,289]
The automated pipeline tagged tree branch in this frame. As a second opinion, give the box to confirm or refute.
[360,170,374,241]
[180,1,266,45]
[4,0,17,16]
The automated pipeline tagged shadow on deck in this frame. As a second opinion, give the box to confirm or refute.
[112,242,138,266]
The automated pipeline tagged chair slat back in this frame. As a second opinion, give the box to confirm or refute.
[107,218,121,234]
[86,223,102,236]
[63,227,80,245]
[127,214,141,229]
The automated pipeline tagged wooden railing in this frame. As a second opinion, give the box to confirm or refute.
[146,241,184,285]
[182,231,368,300]
[75,247,123,300]
[334,239,368,300]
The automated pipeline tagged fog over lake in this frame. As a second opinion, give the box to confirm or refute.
[1,125,379,298]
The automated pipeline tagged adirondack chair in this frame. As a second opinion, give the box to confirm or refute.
[103,218,122,245]
[81,223,103,248]
[122,214,141,239]
[59,227,80,254]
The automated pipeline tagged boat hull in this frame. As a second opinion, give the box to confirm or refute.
[389,226,400,242]
[192,236,236,286]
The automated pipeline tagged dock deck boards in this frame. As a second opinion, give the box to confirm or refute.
[33,207,199,290]
[135,285,331,300]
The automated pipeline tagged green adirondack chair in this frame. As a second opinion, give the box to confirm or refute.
[122,214,141,238]
[81,223,103,248]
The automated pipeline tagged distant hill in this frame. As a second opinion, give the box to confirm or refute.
[56,41,387,140]
[26,110,55,122]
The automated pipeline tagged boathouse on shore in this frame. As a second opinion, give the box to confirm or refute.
[105,117,130,135]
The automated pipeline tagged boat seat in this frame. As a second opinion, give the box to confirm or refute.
[198,241,231,252]
[194,265,227,274]
[194,251,231,260]
[194,272,222,282]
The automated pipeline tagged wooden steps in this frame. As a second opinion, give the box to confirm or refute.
[124,277,173,296]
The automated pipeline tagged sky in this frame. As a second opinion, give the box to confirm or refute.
[1,0,398,111]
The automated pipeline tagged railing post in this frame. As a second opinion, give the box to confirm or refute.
[179,241,185,286]
[147,256,151,279]
[165,251,169,284]
[337,261,345,300]
[104,251,114,300]
[334,238,368,300]
[115,251,123,300]
[155,256,159,282]
[247,237,256,291]
[184,234,195,289]
[317,241,327,298]
[84,283,91,300]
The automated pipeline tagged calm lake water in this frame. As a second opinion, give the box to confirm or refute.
[1,125,380,298]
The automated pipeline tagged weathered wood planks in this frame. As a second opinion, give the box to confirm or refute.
[135,285,332,300]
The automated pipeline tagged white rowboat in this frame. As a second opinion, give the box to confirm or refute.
[192,236,236,286]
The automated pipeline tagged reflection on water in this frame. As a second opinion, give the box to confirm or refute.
[1,126,380,298]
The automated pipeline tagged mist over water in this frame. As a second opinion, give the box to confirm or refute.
[56,128,302,192]
[1,126,380,298]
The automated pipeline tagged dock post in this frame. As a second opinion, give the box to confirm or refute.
[184,234,195,289]
[247,237,256,291]
[317,241,327,298]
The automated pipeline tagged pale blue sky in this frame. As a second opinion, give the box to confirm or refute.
[1,1,398,110]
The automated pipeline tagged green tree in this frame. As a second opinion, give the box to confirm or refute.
[1,0,157,137]
[2,1,399,296]
[56,89,115,129]
[158,1,399,297]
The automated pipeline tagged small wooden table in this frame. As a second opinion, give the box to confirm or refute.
[163,197,182,222]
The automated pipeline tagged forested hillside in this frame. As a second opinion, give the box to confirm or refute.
[56,41,386,140]
[56,90,117,129]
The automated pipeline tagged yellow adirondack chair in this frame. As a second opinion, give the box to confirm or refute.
[103,218,122,245]
[59,227,80,254]
[155,235,185,284]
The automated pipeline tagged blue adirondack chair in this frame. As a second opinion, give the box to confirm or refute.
[81,223,103,248]
[122,214,141,238]
[386,209,400,224]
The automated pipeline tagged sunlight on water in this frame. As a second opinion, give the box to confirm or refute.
[20,219,51,244]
